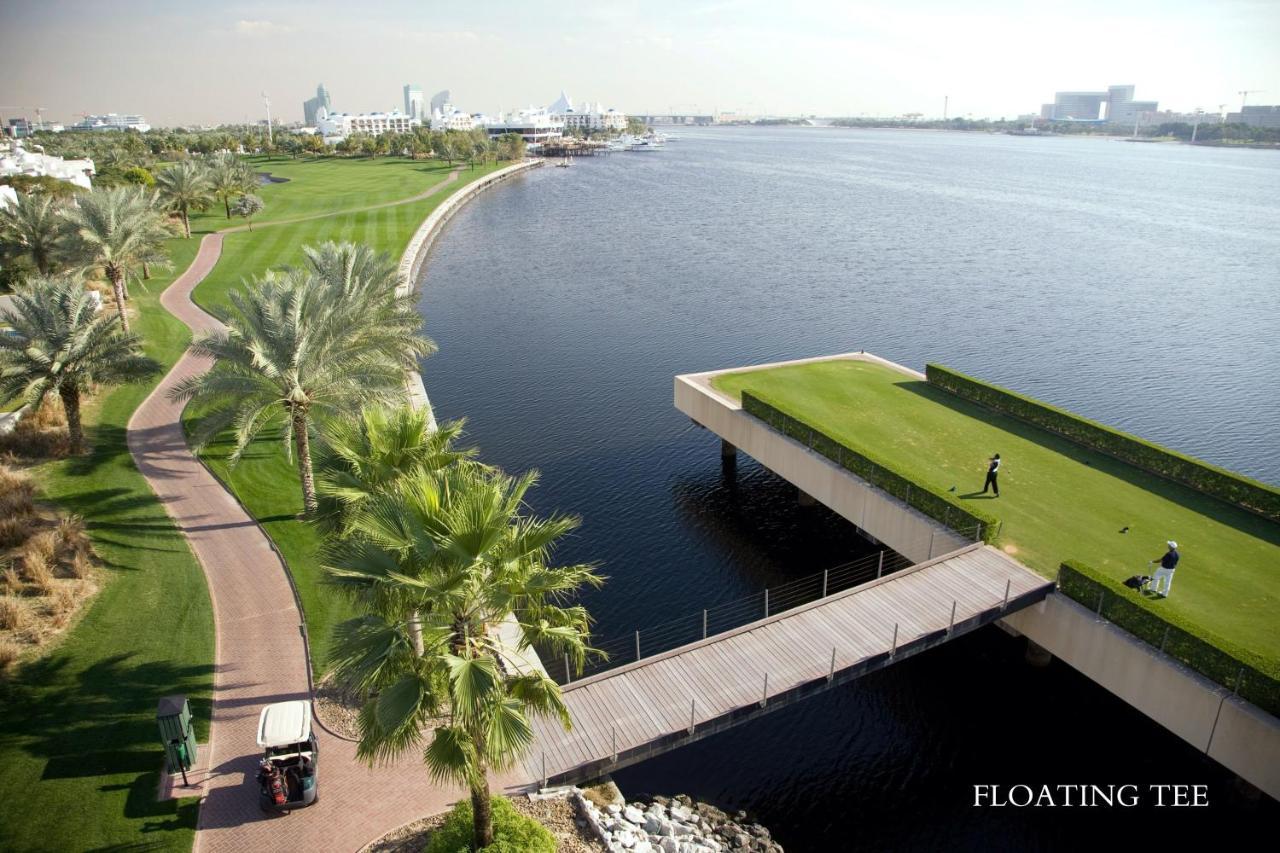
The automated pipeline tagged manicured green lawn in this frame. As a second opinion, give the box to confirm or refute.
[186,159,509,671]
[188,155,459,231]
[713,359,1280,671]
[0,238,212,853]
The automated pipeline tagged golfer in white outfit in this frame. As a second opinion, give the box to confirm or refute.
[1149,541,1180,597]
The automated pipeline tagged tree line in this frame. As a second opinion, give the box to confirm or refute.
[2,148,598,849]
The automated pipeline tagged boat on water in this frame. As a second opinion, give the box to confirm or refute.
[555,157,572,167]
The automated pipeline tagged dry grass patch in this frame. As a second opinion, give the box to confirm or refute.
[0,468,104,675]
[0,398,73,459]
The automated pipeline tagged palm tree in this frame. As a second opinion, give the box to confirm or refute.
[325,464,602,850]
[0,192,66,276]
[206,152,258,219]
[155,160,213,237]
[0,276,159,453]
[315,405,478,533]
[60,186,160,333]
[169,270,427,512]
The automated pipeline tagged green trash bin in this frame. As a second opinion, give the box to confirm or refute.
[157,695,198,773]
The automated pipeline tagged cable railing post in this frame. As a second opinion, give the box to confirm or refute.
[611,726,617,763]
[877,551,884,578]
[760,672,769,707]
[688,699,696,736]
[1096,591,1104,617]
[635,630,641,661]
[948,600,956,637]
[565,654,571,683]
[541,752,547,789]
[764,588,769,618]
[828,647,836,682]
[1160,626,1169,653]
[823,569,829,598]
[928,529,936,559]
[702,609,708,640]
[1001,579,1011,612]
[890,623,898,659]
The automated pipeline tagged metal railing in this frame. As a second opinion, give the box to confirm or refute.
[538,552,1026,785]
[561,531,975,684]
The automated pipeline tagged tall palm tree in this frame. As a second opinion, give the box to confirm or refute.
[0,276,159,453]
[325,465,602,850]
[169,271,426,512]
[0,192,66,276]
[60,186,159,333]
[315,405,478,533]
[155,159,213,237]
[206,152,258,219]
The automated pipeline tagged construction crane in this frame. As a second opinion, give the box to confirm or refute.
[0,105,49,132]
[1238,90,1263,111]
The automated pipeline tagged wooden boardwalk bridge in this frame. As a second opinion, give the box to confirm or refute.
[522,543,1054,786]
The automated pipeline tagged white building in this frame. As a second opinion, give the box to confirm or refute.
[430,104,477,132]
[481,107,564,148]
[548,91,628,132]
[315,108,420,141]
[403,84,424,121]
[70,113,150,133]
[0,141,94,190]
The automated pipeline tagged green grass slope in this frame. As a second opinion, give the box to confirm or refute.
[713,359,1279,670]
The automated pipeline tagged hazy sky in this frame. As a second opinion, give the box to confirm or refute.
[2,0,1278,126]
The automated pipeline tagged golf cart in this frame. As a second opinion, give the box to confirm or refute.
[255,700,319,812]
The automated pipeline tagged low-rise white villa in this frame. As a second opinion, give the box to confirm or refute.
[0,141,95,194]
[429,104,477,132]
[70,113,150,133]
[481,106,564,148]
[315,107,420,142]
[548,91,628,132]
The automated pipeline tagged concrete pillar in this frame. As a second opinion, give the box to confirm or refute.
[798,488,816,507]
[720,439,736,459]
[1024,639,1053,667]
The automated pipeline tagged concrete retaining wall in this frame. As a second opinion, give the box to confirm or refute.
[395,159,544,425]
[1003,594,1280,800]
[674,353,970,563]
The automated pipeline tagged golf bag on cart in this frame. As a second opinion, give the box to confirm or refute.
[258,759,287,806]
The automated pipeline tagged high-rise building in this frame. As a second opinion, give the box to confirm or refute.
[303,84,332,126]
[1051,91,1107,121]
[1105,85,1158,126]
[404,85,424,121]
[429,90,450,115]
[1227,105,1280,129]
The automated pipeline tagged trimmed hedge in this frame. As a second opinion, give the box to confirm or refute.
[425,794,556,853]
[741,390,1000,543]
[1058,560,1279,716]
[926,364,1280,522]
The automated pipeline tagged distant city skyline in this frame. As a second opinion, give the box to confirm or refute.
[1,0,1277,126]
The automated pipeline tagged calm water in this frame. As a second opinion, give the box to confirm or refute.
[417,129,1279,848]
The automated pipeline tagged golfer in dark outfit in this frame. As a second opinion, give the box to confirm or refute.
[981,454,1001,496]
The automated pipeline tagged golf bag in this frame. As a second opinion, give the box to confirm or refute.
[1123,574,1151,592]
[258,759,286,805]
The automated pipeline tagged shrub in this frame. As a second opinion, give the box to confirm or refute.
[21,552,55,594]
[47,586,80,628]
[0,466,35,516]
[1,564,22,592]
[56,515,90,552]
[1058,560,1279,715]
[22,530,58,566]
[0,639,20,673]
[0,596,25,630]
[425,796,556,853]
[27,396,67,430]
[67,551,93,580]
[741,391,999,543]
[0,419,72,459]
[0,516,34,549]
[926,364,1280,522]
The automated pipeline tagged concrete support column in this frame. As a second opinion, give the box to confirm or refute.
[720,439,737,459]
[1024,639,1053,667]
[798,488,816,507]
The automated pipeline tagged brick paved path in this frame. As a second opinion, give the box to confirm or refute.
[128,181,534,851]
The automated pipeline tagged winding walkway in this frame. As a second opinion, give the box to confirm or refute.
[126,167,530,852]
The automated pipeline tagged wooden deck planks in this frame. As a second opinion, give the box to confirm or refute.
[529,547,1051,783]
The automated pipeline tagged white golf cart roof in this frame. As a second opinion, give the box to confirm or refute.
[256,700,312,748]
